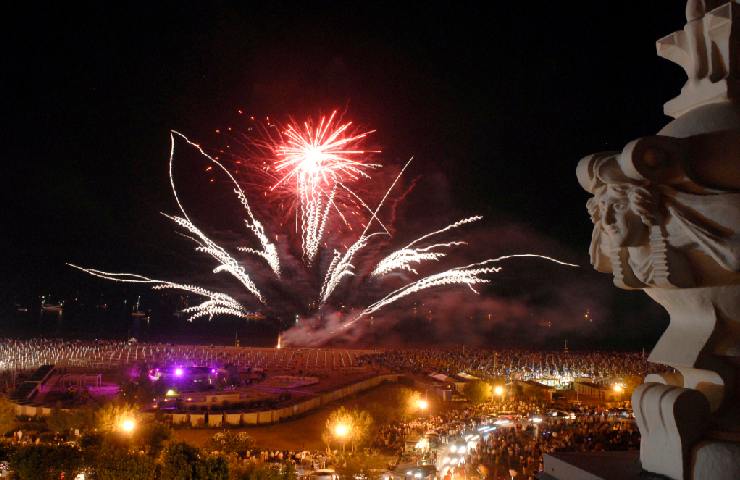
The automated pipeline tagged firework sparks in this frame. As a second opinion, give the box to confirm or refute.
[66,265,255,322]
[70,112,580,343]
[320,159,413,304]
[171,131,280,278]
[371,216,482,277]
[270,110,380,261]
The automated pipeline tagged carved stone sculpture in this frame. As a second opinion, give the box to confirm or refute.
[578,2,740,479]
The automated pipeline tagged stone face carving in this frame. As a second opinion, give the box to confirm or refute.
[578,131,740,292]
[577,2,740,478]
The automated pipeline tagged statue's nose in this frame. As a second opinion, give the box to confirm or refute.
[604,206,616,225]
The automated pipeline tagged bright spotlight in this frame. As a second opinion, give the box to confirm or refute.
[334,422,350,438]
[120,418,136,433]
[493,385,504,397]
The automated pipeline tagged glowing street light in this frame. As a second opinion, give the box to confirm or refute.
[334,422,350,438]
[613,383,625,394]
[493,385,504,397]
[416,399,429,411]
[333,421,351,453]
[120,418,136,434]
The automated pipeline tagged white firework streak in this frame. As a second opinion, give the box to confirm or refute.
[319,159,413,304]
[371,216,483,277]
[370,241,466,277]
[171,131,280,277]
[320,233,384,303]
[66,264,252,322]
[341,254,579,329]
[336,181,390,235]
[162,213,265,303]
[300,184,336,261]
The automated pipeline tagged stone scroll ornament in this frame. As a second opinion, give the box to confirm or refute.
[572,1,740,479]
[578,129,740,480]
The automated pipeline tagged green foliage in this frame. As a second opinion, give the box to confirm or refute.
[0,397,16,435]
[230,462,282,480]
[161,442,201,480]
[323,406,374,452]
[94,442,157,480]
[10,444,82,480]
[95,401,138,432]
[280,462,297,480]
[334,452,387,479]
[161,442,232,480]
[206,430,254,456]
[136,421,172,457]
[0,442,16,462]
[47,406,95,435]
[463,380,492,404]
[195,455,229,480]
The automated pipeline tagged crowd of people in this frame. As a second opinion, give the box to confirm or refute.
[374,399,638,480]
[359,348,662,383]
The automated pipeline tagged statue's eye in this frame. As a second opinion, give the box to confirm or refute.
[614,202,626,211]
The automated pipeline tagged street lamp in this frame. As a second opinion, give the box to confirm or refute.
[493,385,504,398]
[119,417,136,434]
[612,382,625,403]
[416,398,429,412]
[333,422,350,453]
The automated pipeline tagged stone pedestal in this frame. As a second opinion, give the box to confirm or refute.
[539,451,657,480]
[574,2,740,479]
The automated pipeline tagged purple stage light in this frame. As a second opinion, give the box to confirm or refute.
[174,367,184,377]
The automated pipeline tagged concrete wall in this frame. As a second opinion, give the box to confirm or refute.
[189,413,205,427]
[224,413,241,425]
[207,413,223,427]
[8,374,402,428]
[172,413,189,425]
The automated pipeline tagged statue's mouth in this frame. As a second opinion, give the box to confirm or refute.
[604,225,621,237]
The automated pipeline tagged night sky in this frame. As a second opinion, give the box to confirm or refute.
[3,2,686,348]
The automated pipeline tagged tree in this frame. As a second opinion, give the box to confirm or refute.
[0,397,16,435]
[94,442,156,480]
[323,407,374,453]
[348,408,373,452]
[280,461,297,480]
[195,455,229,480]
[96,401,139,433]
[10,445,82,480]
[136,421,172,457]
[161,442,200,480]
[206,430,253,457]
[334,452,387,479]
[47,407,94,436]
[231,462,281,480]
